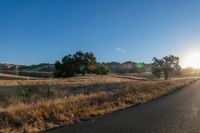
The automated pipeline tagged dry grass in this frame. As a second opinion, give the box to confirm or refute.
[0,75,131,86]
[0,75,197,133]
[0,73,41,80]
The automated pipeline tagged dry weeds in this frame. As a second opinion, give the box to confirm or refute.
[0,76,197,133]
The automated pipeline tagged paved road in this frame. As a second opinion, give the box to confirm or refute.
[46,80,200,133]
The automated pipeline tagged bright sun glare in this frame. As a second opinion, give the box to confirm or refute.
[184,52,200,68]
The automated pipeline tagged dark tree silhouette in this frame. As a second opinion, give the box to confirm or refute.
[62,54,76,77]
[54,61,63,77]
[73,51,96,76]
[54,51,97,77]
[152,55,181,80]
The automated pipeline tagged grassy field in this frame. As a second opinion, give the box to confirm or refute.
[0,73,41,80]
[0,75,198,133]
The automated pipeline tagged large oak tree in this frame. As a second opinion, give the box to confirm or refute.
[152,55,181,80]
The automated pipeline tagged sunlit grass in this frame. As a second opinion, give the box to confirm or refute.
[0,75,197,132]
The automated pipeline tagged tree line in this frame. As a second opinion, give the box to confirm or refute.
[54,51,181,80]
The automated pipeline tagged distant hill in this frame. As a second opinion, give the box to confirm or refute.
[0,63,55,78]
[104,61,152,74]
[20,63,55,72]
[0,63,55,72]
[0,61,152,77]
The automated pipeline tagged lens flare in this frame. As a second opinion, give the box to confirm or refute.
[183,52,200,68]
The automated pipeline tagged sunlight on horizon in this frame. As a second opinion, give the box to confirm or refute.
[182,52,200,68]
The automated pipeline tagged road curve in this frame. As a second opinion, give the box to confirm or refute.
[45,80,200,133]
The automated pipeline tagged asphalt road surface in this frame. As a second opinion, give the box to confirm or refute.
[46,80,200,133]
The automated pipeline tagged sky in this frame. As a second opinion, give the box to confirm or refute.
[0,0,200,65]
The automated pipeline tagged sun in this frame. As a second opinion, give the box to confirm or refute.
[183,52,200,68]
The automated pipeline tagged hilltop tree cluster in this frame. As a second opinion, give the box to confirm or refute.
[152,55,181,80]
[54,51,110,77]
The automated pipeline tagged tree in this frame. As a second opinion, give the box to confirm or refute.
[54,61,62,77]
[62,54,76,77]
[54,51,97,77]
[94,64,110,75]
[73,51,96,76]
[152,55,181,80]
[151,64,162,79]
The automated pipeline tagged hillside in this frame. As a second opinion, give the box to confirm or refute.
[0,62,152,75]
[0,63,54,78]
[105,61,152,74]
[0,73,41,80]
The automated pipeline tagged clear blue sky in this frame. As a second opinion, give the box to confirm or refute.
[0,0,200,65]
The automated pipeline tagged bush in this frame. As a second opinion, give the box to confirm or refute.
[94,64,110,75]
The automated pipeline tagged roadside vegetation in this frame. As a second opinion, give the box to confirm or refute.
[0,75,197,133]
